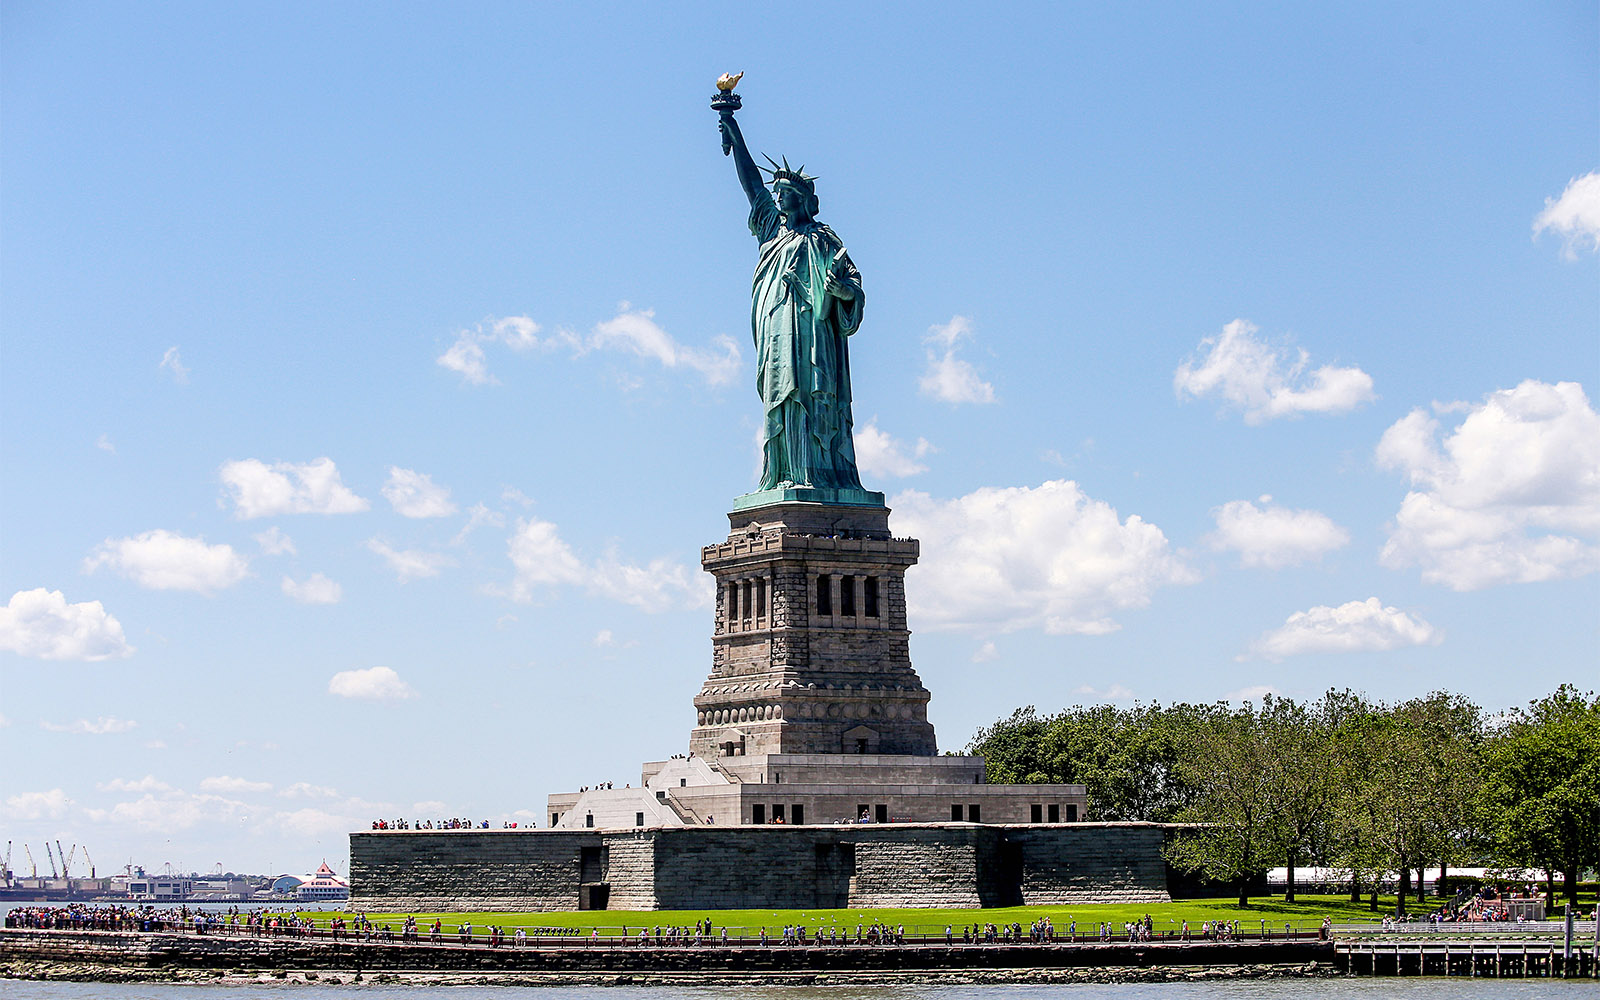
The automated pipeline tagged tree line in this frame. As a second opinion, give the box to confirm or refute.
[965,685,1599,911]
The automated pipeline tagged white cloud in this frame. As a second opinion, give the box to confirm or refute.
[439,316,563,384]
[159,346,189,383]
[589,307,741,386]
[42,716,137,734]
[86,792,248,832]
[254,526,296,555]
[0,588,134,661]
[1174,319,1375,423]
[504,517,708,612]
[437,333,493,384]
[98,775,174,794]
[274,805,366,839]
[0,713,8,727]
[86,530,249,594]
[919,316,996,404]
[4,788,71,821]
[367,539,453,582]
[199,775,273,794]
[439,310,740,387]
[971,641,998,663]
[891,480,1198,635]
[452,502,505,544]
[282,573,342,604]
[593,629,616,647]
[328,665,416,702]
[1245,597,1442,661]
[219,457,370,519]
[382,467,458,518]
[1072,684,1136,701]
[590,550,710,612]
[1377,380,1600,590]
[855,420,933,478]
[505,518,597,595]
[96,433,115,454]
[1223,684,1282,703]
[1206,498,1350,568]
[1533,171,1600,258]
[280,782,340,799]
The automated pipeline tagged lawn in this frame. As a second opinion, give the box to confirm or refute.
[294,893,1450,939]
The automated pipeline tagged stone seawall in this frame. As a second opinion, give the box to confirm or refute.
[0,928,1334,981]
[349,822,1173,912]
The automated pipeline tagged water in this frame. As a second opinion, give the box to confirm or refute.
[1,982,1594,998]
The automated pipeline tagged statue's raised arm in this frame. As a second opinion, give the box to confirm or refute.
[710,74,873,503]
[718,113,766,208]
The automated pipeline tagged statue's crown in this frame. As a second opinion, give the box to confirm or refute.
[761,155,816,195]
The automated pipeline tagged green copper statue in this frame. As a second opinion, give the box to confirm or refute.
[714,77,870,500]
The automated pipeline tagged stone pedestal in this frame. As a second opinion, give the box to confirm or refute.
[692,500,937,758]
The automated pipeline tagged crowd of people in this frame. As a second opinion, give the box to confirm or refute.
[1379,883,1566,927]
[5,905,1344,948]
[6,905,150,931]
[371,817,544,830]
[4,904,323,935]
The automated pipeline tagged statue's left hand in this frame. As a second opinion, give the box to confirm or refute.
[823,267,857,302]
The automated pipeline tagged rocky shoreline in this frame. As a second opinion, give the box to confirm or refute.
[3,957,1340,986]
[0,927,1340,986]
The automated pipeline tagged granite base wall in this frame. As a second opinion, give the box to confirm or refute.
[349,831,597,912]
[849,826,1003,908]
[350,823,1172,912]
[1011,823,1172,904]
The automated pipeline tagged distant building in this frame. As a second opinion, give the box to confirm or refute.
[293,861,349,901]
[127,875,193,901]
[270,874,304,894]
[189,876,252,899]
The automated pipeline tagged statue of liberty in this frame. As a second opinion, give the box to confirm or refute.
[715,83,868,497]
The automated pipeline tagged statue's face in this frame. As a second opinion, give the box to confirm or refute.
[773,183,807,220]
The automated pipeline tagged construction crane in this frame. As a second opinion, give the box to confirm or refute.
[82,847,96,879]
[44,842,59,879]
[57,840,70,879]
[24,844,37,878]
[2,841,11,886]
[64,844,78,879]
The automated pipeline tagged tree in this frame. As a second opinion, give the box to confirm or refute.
[1479,685,1600,909]
[968,702,1202,821]
[1260,693,1340,903]
[1165,702,1272,906]
[967,706,1053,785]
[1334,692,1481,916]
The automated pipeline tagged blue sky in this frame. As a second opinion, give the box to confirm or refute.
[2,2,1595,877]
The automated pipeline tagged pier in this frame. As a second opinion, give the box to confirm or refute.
[1332,919,1599,978]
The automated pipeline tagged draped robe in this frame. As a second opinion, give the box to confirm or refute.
[748,193,865,492]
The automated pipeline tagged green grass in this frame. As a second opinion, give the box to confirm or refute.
[286,894,1463,938]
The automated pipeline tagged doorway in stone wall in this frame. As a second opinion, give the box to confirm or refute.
[814,842,853,908]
